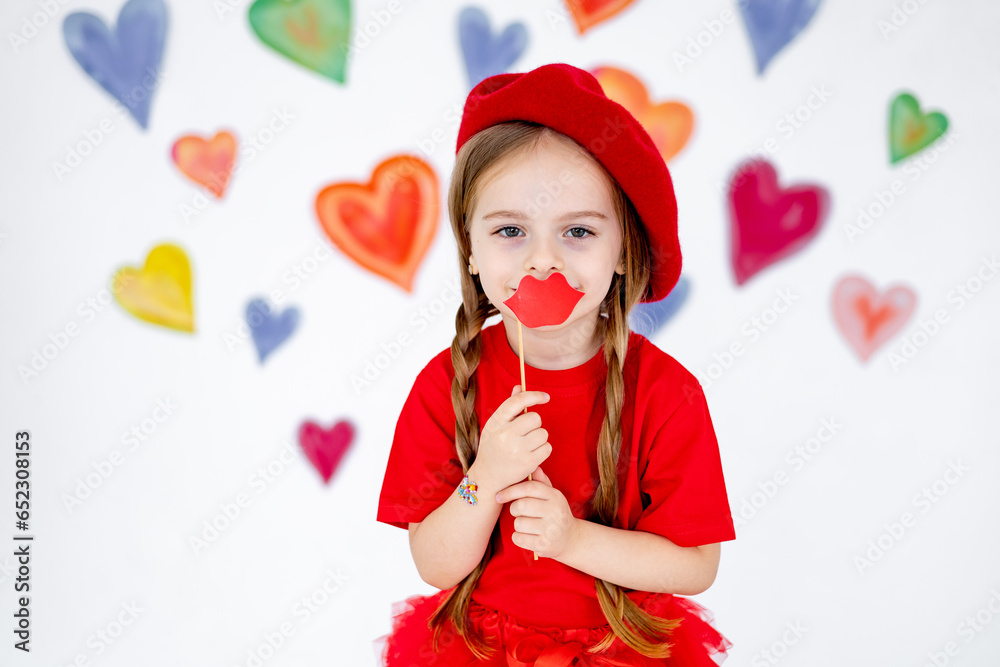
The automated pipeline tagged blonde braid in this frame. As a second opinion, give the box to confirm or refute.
[587,274,681,658]
[426,259,500,659]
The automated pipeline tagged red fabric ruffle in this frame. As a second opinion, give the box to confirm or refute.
[375,588,731,666]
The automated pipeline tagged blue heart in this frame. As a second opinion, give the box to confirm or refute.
[739,0,822,74]
[63,0,167,129]
[247,298,300,363]
[458,6,528,90]
[629,276,690,338]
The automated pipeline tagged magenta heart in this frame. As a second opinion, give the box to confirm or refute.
[832,275,916,362]
[728,159,829,285]
[298,420,355,483]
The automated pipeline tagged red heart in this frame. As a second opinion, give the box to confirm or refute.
[566,0,636,34]
[315,155,439,291]
[832,276,916,362]
[171,131,237,198]
[728,160,829,286]
[298,420,355,483]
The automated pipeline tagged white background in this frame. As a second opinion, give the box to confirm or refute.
[2,0,999,665]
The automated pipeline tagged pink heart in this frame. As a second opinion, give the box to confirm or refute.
[728,159,829,285]
[298,420,355,483]
[832,276,917,362]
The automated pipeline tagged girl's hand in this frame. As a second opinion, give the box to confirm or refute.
[473,386,552,491]
[497,466,580,560]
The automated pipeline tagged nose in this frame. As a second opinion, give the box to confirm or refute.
[524,233,562,278]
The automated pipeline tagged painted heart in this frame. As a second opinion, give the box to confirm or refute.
[566,0,636,34]
[246,298,299,363]
[63,0,167,129]
[629,275,690,338]
[172,131,237,198]
[739,0,823,74]
[889,92,949,163]
[112,243,194,332]
[591,66,693,162]
[298,419,354,483]
[728,159,829,286]
[832,275,916,362]
[315,155,439,292]
[249,0,351,83]
[458,6,528,90]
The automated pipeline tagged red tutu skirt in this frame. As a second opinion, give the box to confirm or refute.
[374,588,732,666]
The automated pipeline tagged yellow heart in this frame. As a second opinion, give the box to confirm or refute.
[113,243,195,332]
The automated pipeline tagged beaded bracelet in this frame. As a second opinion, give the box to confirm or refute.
[457,475,478,505]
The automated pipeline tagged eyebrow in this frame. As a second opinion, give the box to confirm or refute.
[481,210,609,222]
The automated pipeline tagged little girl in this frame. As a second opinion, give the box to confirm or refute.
[376,63,736,666]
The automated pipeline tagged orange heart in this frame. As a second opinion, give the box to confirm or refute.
[592,66,694,162]
[566,0,636,34]
[171,131,237,198]
[315,155,438,292]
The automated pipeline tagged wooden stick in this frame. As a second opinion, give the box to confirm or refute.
[518,320,528,414]
[516,319,538,561]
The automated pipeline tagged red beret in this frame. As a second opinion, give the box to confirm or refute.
[455,62,680,303]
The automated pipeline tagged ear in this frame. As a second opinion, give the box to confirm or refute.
[615,260,625,275]
[468,255,479,275]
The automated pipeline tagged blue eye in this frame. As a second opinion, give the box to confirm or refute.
[496,226,523,238]
[566,227,592,239]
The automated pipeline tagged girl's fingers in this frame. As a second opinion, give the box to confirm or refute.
[530,466,552,486]
[511,412,548,442]
[510,497,547,518]
[522,427,548,446]
[513,516,545,536]
[496,481,552,505]
[498,389,550,421]
[512,411,543,436]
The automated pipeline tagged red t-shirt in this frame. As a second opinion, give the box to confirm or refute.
[377,322,735,628]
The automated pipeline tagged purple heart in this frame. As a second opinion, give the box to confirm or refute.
[739,0,822,74]
[629,276,690,338]
[63,0,167,129]
[458,6,528,90]
[247,298,300,363]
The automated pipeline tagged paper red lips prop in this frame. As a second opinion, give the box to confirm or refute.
[503,273,585,328]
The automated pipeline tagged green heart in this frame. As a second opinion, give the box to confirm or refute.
[249,0,351,83]
[889,92,949,164]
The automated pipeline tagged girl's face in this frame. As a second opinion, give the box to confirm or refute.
[467,134,624,337]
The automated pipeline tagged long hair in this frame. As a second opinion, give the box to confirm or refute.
[428,121,681,659]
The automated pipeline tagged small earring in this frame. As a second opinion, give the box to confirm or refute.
[468,263,475,275]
